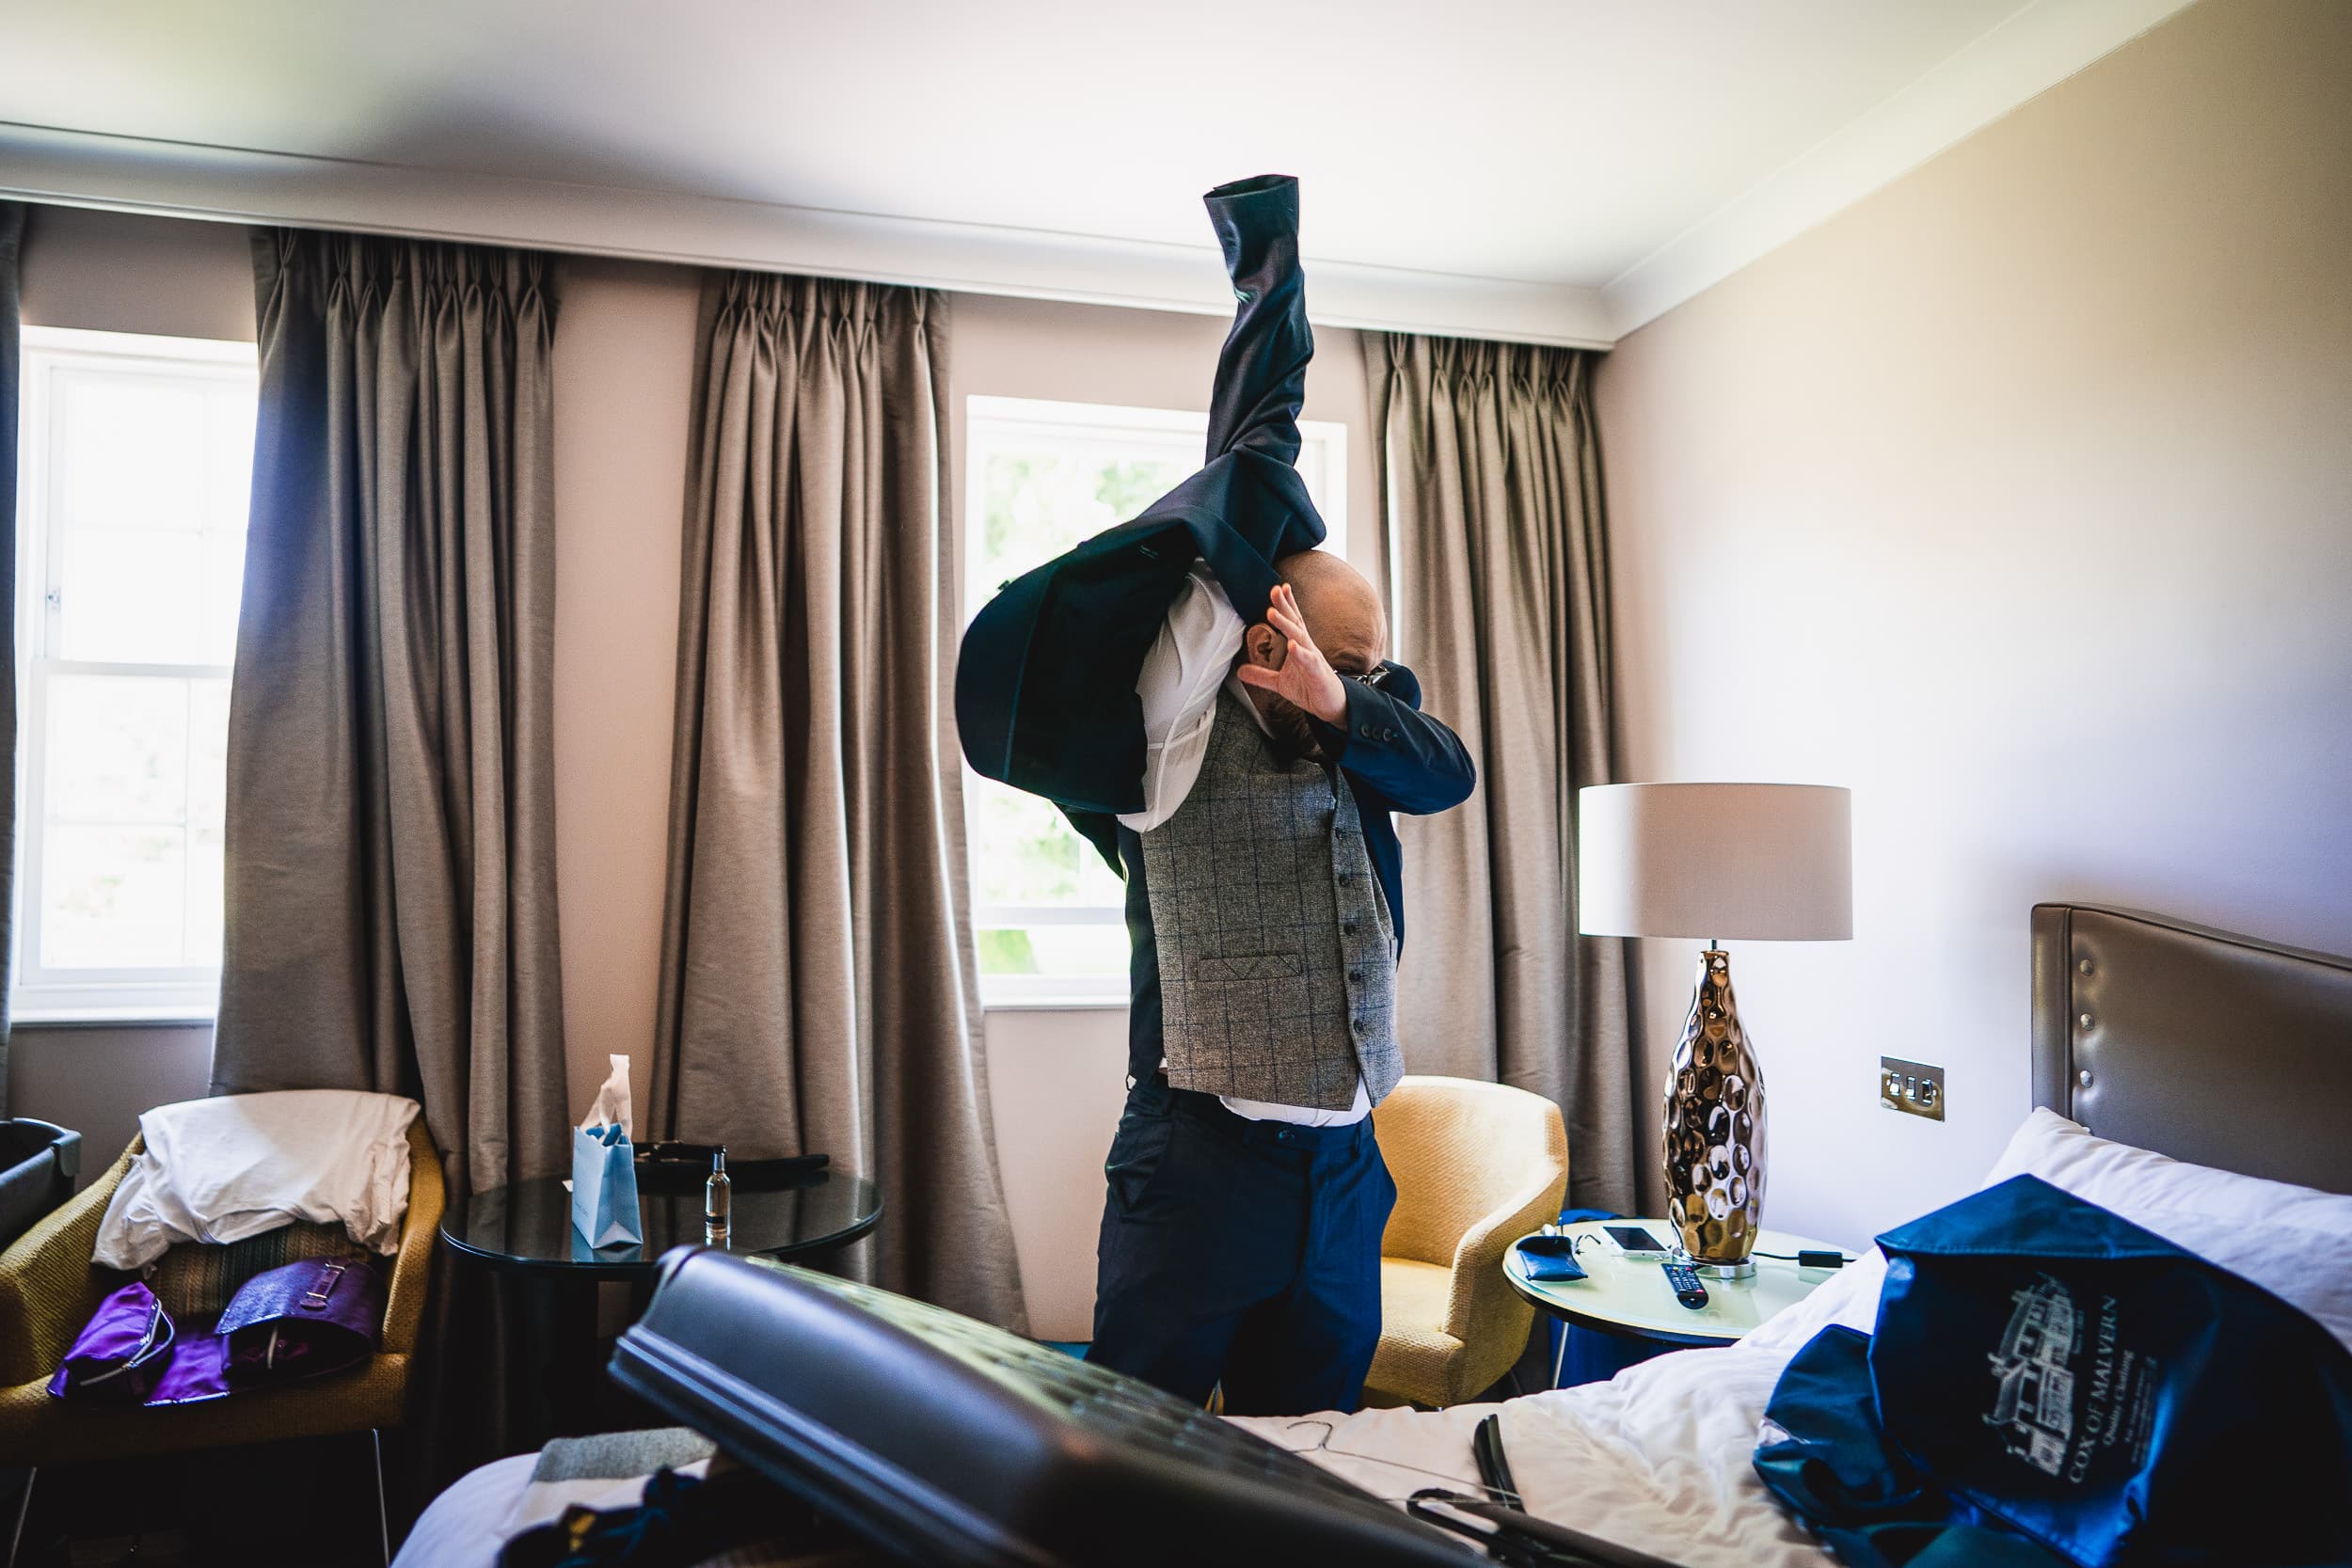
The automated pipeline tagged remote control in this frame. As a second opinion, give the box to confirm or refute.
[1661,1261,1709,1310]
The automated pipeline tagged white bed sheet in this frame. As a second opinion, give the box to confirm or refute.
[1230,1336,1847,1568]
[392,1452,713,1568]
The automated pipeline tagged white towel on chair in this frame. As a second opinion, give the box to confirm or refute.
[93,1090,421,1270]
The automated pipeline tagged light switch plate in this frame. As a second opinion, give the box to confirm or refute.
[1881,1056,1946,1121]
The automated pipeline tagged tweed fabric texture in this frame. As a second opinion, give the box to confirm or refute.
[1140,691,1398,1111]
[149,1220,358,1320]
[534,1427,716,1481]
[0,1117,442,1465]
[1363,1258,1462,1409]
[1363,1076,1568,1407]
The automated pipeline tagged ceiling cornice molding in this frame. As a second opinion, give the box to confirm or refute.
[1598,0,2201,339]
[0,0,2201,352]
[0,120,1617,349]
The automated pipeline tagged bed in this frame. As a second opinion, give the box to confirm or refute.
[397,903,2352,1567]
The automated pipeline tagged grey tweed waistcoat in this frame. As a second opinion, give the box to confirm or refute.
[1139,689,1400,1111]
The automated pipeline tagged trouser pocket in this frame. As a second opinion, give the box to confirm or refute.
[1104,1108,1177,1216]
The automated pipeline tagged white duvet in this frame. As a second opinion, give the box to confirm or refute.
[1232,1252,1886,1568]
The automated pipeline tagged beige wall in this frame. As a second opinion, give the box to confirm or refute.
[1596,0,2352,1246]
[543,257,700,1114]
[6,209,1384,1342]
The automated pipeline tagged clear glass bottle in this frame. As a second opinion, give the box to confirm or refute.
[704,1146,732,1241]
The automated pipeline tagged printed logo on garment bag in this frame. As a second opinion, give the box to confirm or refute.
[1982,1273,2162,1484]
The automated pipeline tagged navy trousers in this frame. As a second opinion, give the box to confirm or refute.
[1087,1073,1396,1415]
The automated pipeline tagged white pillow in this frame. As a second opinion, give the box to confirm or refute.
[1744,1107,2352,1355]
[1979,1107,2352,1348]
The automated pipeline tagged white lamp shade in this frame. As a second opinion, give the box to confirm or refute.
[1578,783,1852,941]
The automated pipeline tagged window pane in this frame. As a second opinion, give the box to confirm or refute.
[961,400,1349,999]
[199,531,247,666]
[187,677,230,832]
[206,387,258,533]
[185,826,226,968]
[968,776,1122,907]
[55,372,210,533]
[46,673,191,824]
[976,923,1129,978]
[42,824,187,970]
[977,450,1188,594]
[60,529,208,663]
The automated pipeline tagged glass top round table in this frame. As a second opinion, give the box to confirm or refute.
[442,1166,882,1280]
[1504,1218,1851,1348]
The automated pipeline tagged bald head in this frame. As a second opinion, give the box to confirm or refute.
[1270,550,1386,677]
[1235,549,1387,760]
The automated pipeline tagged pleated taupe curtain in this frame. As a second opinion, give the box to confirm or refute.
[652,273,1025,1329]
[0,203,23,1117]
[1371,334,1637,1212]
[212,230,568,1196]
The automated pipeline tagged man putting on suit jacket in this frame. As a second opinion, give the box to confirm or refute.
[1089,546,1473,1414]
[954,173,1473,1412]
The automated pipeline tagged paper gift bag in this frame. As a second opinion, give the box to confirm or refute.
[572,1122,642,1247]
[571,1054,643,1248]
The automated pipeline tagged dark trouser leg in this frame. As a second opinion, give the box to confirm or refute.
[1089,1084,1309,1406]
[1219,1124,1395,1417]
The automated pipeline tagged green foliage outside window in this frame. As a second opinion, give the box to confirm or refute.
[970,445,1184,976]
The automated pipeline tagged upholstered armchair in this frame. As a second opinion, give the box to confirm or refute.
[0,1117,442,1559]
[1364,1076,1569,1408]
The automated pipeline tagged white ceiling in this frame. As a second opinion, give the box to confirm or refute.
[0,0,2195,343]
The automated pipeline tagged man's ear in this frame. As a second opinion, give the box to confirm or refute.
[1242,621,1285,670]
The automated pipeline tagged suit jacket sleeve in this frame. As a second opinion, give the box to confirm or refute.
[954,175,1327,817]
[1311,661,1476,816]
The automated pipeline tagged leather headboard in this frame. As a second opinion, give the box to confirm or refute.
[2031,904,2352,1196]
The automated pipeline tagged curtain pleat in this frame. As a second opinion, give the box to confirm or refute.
[0,204,22,1117]
[652,273,1025,1329]
[1373,333,1638,1212]
[211,230,568,1197]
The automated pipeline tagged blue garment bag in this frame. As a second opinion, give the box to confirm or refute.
[1756,1175,2352,1567]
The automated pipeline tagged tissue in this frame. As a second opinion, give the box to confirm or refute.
[580,1053,633,1137]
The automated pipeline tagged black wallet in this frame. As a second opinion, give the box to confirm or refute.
[1511,1235,1587,1282]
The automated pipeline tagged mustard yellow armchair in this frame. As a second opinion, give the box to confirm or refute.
[0,1117,442,1560]
[1365,1076,1568,1408]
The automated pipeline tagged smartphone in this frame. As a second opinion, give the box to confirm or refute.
[1599,1224,1671,1259]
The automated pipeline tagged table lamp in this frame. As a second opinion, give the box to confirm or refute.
[1578,783,1852,1276]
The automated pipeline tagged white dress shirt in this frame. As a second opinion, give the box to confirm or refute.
[1120,563,1372,1128]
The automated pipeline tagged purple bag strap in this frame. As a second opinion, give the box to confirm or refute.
[217,1254,386,1344]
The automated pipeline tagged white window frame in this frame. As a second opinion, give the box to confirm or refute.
[963,394,1346,1007]
[13,325,258,1023]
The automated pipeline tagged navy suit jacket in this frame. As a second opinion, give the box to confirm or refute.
[954,174,1474,961]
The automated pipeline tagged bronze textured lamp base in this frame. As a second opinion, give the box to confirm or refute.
[1662,945,1767,1267]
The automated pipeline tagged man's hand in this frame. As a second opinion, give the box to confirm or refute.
[1234,582,1348,724]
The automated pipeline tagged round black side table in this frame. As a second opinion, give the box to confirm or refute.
[443,1167,882,1278]
[434,1164,881,1473]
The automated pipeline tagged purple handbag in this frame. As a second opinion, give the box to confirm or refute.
[217,1255,386,1388]
[47,1279,177,1405]
[49,1277,232,1406]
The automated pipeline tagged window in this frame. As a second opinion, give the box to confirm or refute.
[14,327,259,1020]
[963,395,1345,1006]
